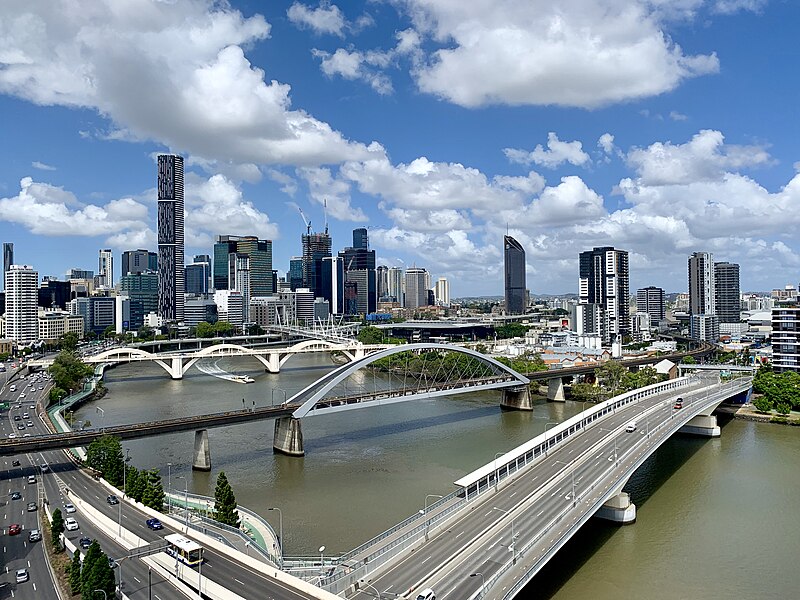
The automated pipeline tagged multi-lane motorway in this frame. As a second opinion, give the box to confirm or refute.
[1,367,327,600]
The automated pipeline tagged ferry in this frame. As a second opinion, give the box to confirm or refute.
[230,375,255,384]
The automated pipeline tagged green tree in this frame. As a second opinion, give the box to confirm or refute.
[86,436,125,487]
[569,382,603,402]
[213,471,240,528]
[682,356,697,365]
[595,361,628,396]
[48,350,94,394]
[214,321,235,337]
[357,326,384,344]
[245,323,264,335]
[69,548,82,595]
[142,469,166,511]
[126,466,147,503]
[48,386,68,406]
[494,323,528,339]
[137,325,156,341]
[51,508,64,550]
[752,395,773,413]
[80,541,104,598]
[103,325,116,339]
[59,331,79,351]
[195,321,216,338]
[776,402,792,415]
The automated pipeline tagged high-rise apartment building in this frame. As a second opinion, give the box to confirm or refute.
[504,235,526,315]
[579,246,630,341]
[376,265,389,300]
[228,253,251,322]
[157,154,185,321]
[772,303,800,373]
[387,267,404,306]
[434,277,450,306]
[3,242,13,290]
[98,249,113,287]
[688,252,715,316]
[6,265,38,344]
[714,262,740,323]
[636,286,665,323]
[302,232,332,299]
[121,249,157,276]
[321,256,344,314]
[213,235,273,296]
[404,267,429,310]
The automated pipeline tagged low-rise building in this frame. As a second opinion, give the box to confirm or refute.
[38,309,84,343]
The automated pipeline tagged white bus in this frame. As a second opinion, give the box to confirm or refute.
[164,534,204,567]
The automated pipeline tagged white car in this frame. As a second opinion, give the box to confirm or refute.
[15,568,29,583]
[64,517,79,531]
[625,422,637,433]
[64,503,76,514]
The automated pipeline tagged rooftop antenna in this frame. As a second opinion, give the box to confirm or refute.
[297,207,311,235]
[323,198,329,234]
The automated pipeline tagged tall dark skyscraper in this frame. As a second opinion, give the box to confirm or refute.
[339,228,376,314]
[302,232,332,298]
[352,228,369,250]
[3,242,13,290]
[213,236,273,295]
[504,235,526,315]
[157,154,185,321]
[715,261,740,323]
[579,246,629,340]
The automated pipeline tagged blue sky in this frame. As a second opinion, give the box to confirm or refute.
[1,0,798,297]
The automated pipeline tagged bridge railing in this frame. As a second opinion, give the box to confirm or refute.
[487,376,753,600]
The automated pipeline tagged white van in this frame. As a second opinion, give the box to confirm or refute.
[625,422,637,433]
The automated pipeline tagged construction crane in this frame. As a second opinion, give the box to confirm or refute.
[297,207,311,235]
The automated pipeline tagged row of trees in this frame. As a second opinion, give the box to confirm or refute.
[47,350,94,405]
[570,362,664,403]
[752,365,800,414]
[50,509,116,597]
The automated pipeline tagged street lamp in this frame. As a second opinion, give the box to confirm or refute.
[95,406,105,431]
[554,459,577,507]
[470,572,485,596]
[167,463,172,515]
[493,507,517,564]
[175,475,189,531]
[494,452,504,491]
[268,507,284,569]
[318,545,326,578]
[271,388,288,407]
[599,427,618,466]
[119,449,131,537]
[421,494,443,540]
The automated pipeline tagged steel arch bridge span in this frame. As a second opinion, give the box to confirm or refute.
[288,343,531,419]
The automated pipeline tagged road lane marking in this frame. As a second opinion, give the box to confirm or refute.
[233,578,245,585]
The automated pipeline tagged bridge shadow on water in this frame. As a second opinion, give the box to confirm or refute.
[525,411,736,599]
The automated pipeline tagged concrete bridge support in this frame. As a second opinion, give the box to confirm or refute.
[265,353,280,374]
[501,386,533,411]
[273,417,305,456]
[679,414,721,437]
[547,377,565,402]
[168,357,185,379]
[595,491,637,524]
[192,429,211,471]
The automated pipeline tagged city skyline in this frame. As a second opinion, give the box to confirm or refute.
[1,1,799,296]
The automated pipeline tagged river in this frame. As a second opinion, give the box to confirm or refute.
[73,355,800,598]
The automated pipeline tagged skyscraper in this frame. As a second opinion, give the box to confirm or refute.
[185,261,210,295]
[352,228,369,250]
[120,272,158,330]
[213,235,273,296]
[98,249,113,287]
[504,235,526,315]
[339,228,377,314]
[636,286,665,323]
[376,265,389,300]
[228,253,251,322]
[302,232,332,299]
[288,257,304,291]
[434,277,450,306]
[6,265,38,344]
[121,249,157,276]
[714,262,740,323]
[157,154,185,321]
[387,267,404,305]
[688,252,715,316]
[3,242,13,290]
[579,246,630,341]
[321,256,344,314]
[404,267,429,309]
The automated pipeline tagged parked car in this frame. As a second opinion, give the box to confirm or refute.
[64,503,76,513]
[28,529,41,542]
[15,568,28,583]
[8,524,22,535]
[79,537,92,550]
[146,518,163,530]
[65,517,79,531]
[106,495,119,505]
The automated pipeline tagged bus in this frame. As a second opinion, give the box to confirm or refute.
[164,534,204,567]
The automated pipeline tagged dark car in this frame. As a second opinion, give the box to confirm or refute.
[106,495,119,505]
[8,524,22,535]
[108,557,117,569]
[10,491,21,500]
[146,518,163,530]
[12,460,20,467]
[79,537,92,550]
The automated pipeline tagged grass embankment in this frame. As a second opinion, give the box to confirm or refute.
[40,509,73,597]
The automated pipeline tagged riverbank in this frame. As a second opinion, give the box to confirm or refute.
[718,402,800,425]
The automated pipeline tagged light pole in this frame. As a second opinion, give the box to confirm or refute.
[167,463,172,515]
[554,459,577,507]
[494,452,504,491]
[493,507,516,564]
[421,494,443,540]
[175,475,189,531]
[119,449,130,537]
[271,388,287,407]
[470,572,485,596]
[599,427,618,466]
[268,507,283,568]
[96,406,105,431]
[544,422,559,456]
[318,545,326,578]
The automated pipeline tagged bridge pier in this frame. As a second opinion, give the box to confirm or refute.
[679,414,720,437]
[273,417,305,456]
[169,357,184,380]
[547,378,565,402]
[595,491,637,524]
[501,386,533,411]
[192,429,211,471]
[265,354,280,374]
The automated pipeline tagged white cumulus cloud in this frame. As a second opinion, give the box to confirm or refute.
[287,1,346,37]
[504,133,591,169]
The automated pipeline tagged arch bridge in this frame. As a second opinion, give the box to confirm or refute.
[273,343,531,456]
